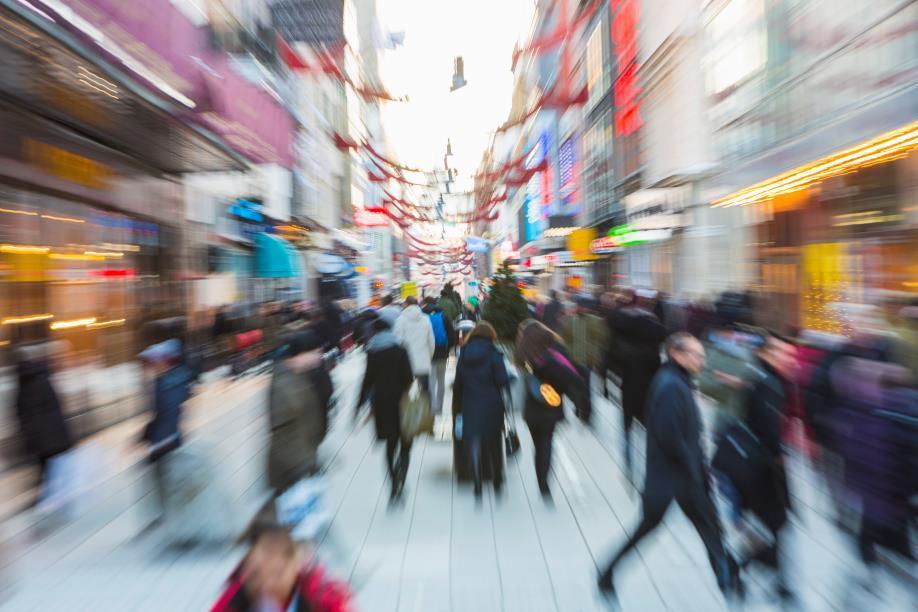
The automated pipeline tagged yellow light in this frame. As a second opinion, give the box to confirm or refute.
[83,250,123,258]
[99,243,141,252]
[48,253,105,261]
[2,314,54,325]
[41,214,85,223]
[713,121,918,208]
[1,244,50,254]
[86,318,126,330]
[0,207,38,216]
[0,340,9,347]
[49,317,97,330]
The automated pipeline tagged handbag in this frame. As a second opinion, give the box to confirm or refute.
[400,380,434,439]
[504,415,521,457]
[526,373,562,410]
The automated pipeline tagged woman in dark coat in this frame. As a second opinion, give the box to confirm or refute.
[358,318,414,500]
[15,341,72,489]
[452,322,509,498]
[516,320,589,499]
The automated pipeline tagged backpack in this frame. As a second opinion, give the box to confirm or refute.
[429,311,448,348]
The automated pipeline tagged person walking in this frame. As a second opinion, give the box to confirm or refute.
[597,333,739,602]
[14,334,72,498]
[452,322,510,499]
[540,290,565,333]
[394,296,435,393]
[560,296,608,418]
[437,286,461,322]
[266,331,328,497]
[609,289,667,482]
[357,319,415,501]
[515,320,590,499]
[377,294,401,330]
[422,296,458,415]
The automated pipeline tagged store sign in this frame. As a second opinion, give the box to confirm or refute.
[558,136,579,214]
[590,236,622,254]
[539,133,552,217]
[611,0,643,136]
[624,186,692,220]
[567,228,598,261]
[24,139,112,189]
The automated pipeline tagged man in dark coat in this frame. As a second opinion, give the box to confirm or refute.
[358,319,415,500]
[610,293,667,481]
[422,297,458,416]
[452,323,510,498]
[15,341,72,490]
[541,290,565,332]
[598,333,739,602]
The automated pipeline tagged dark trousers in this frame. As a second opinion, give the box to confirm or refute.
[599,483,731,591]
[385,435,412,489]
[527,421,557,493]
[469,434,504,488]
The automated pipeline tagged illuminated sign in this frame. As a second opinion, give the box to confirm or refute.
[558,137,579,214]
[590,236,622,254]
[611,0,643,136]
[353,207,389,227]
[24,139,112,189]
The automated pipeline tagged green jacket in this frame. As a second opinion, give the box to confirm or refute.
[560,313,608,369]
[437,295,460,322]
[698,338,755,434]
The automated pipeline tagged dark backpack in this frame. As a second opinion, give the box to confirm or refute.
[430,311,448,347]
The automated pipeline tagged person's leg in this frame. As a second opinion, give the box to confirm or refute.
[622,409,634,483]
[432,360,447,415]
[397,436,412,488]
[676,485,734,593]
[469,437,483,497]
[385,436,399,482]
[489,434,504,493]
[598,496,670,587]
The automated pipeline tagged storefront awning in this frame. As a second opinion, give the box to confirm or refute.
[255,233,301,278]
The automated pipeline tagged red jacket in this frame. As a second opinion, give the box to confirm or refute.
[211,563,351,612]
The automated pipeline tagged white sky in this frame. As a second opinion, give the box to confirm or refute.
[376,0,535,195]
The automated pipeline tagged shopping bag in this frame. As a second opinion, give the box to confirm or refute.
[276,475,331,541]
[400,380,433,439]
[504,417,521,458]
[37,443,107,518]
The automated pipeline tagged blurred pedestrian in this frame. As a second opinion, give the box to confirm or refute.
[452,322,510,499]
[698,327,758,436]
[437,285,461,322]
[14,332,72,498]
[560,296,608,414]
[609,288,667,483]
[394,296,435,393]
[597,333,739,603]
[540,290,564,333]
[515,320,590,499]
[713,332,795,601]
[212,522,351,611]
[138,339,194,515]
[357,319,415,501]
[422,296,458,416]
[377,294,401,329]
[267,332,328,496]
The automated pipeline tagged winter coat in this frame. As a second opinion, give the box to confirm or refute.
[143,363,194,461]
[437,295,460,322]
[394,305,435,376]
[358,331,414,441]
[560,313,608,370]
[452,338,509,442]
[15,344,72,460]
[643,362,707,505]
[698,333,756,434]
[267,361,324,492]
[423,304,458,360]
[377,304,401,329]
[525,343,588,426]
[541,298,564,332]
[611,307,667,425]
[211,561,352,612]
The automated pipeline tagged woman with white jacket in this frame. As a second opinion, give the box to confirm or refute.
[394,296,435,389]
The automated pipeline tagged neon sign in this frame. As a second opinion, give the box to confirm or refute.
[611,0,643,136]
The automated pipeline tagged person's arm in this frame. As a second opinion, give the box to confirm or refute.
[357,355,376,411]
[311,367,334,412]
[452,356,464,414]
[444,315,458,349]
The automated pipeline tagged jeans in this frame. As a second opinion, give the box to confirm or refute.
[527,421,557,494]
[430,359,448,415]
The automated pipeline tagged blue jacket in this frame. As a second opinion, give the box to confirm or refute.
[144,364,193,460]
[452,338,509,442]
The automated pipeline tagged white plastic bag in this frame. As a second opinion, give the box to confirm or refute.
[275,475,330,541]
[37,443,106,518]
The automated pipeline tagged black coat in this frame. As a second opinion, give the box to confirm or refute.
[541,298,564,332]
[358,335,414,440]
[15,346,72,460]
[643,362,707,505]
[612,308,667,425]
[744,361,790,529]
[452,338,509,442]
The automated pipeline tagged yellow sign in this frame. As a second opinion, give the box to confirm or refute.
[567,228,598,261]
[400,281,417,299]
[24,139,112,190]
